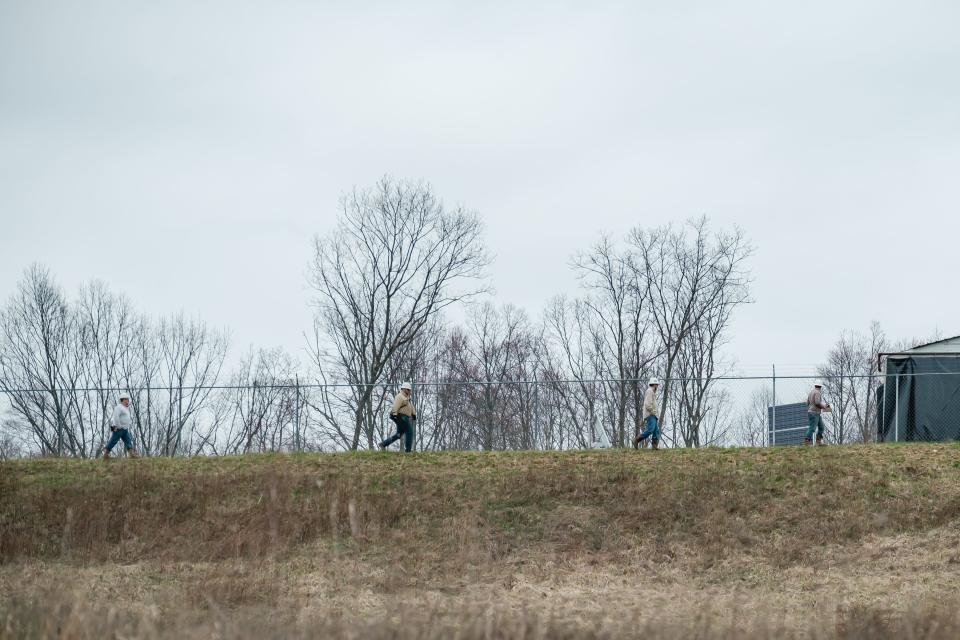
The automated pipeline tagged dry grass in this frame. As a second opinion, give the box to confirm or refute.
[2,443,959,638]
[3,596,960,640]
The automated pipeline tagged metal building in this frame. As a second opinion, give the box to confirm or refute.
[877,336,960,442]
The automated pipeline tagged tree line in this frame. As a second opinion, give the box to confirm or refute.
[302,178,752,451]
[0,177,913,457]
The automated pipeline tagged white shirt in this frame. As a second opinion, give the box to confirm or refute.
[110,403,132,429]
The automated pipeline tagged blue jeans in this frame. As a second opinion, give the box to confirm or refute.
[381,415,415,452]
[805,412,825,440]
[105,428,133,452]
[639,415,660,442]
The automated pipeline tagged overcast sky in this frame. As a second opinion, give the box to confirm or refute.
[1,0,958,377]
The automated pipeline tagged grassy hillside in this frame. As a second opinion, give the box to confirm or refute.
[2,444,960,638]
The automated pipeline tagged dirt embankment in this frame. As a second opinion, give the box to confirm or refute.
[2,444,959,639]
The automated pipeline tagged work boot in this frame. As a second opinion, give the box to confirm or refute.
[651,439,659,450]
[632,435,643,449]
[102,448,111,460]
[803,437,812,446]
[815,434,825,447]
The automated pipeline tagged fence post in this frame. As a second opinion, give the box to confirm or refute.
[169,382,175,457]
[484,381,492,451]
[894,372,900,442]
[771,365,777,446]
[146,381,151,457]
[532,373,539,450]
[411,381,417,453]
[294,374,301,452]
[55,389,63,457]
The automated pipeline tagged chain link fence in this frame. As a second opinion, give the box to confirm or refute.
[1,371,958,458]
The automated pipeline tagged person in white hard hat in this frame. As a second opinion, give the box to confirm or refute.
[103,392,139,459]
[633,378,661,450]
[380,381,416,452]
[804,381,831,446]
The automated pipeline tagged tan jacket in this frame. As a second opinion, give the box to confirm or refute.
[390,391,416,418]
[642,387,658,420]
[807,389,826,413]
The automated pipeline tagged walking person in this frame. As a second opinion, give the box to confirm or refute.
[380,381,416,452]
[633,378,661,450]
[103,392,139,459]
[804,381,831,446]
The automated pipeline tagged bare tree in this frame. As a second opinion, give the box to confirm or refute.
[572,236,655,446]
[431,326,476,450]
[209,347,301,454]
[0,265,78,456]
[307,178,490,450]
[0,416,24,459]
[71,282,139,455]
[734,386,773,447]
[465,303,515,450]
[630,218,752,447]
[447,303,545,450]
[0,266,233,458]
[505,313,548,450]
[543,295,604,448]
[697,386,735,446]
[143,314,229,456]
[854,322,889,443]
[671,256,746,447]
[817,331,863,444]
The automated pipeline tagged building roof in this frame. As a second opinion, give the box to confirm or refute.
[886,335,960,357]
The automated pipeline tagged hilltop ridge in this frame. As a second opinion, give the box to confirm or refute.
[2,444,959,639]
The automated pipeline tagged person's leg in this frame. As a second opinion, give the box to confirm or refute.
[639,415,656,440]
[651,417,661,449]
[120,429,138,457]
[104,429,122,457]
[380,434,398,447]
[403,417,414,452]
[380,418,406,448]
[805,413,817,443]
[381,430,402,448]
[634,416,657,448]
[634,419,648,447]
[816,415,826,444]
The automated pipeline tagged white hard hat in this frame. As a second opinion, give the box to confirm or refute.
[648,378,660,386]
[400,381,412,391]
[814,381,824,388]
[118,392,130,401]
